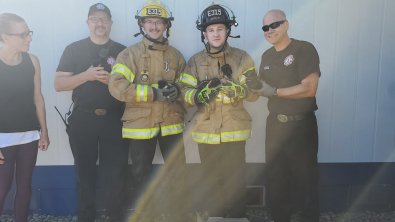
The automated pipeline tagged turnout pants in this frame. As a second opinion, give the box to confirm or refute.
[129,132,188,215]
[68,109,129,222]
[265,113,319,222]
[198,141,246,218]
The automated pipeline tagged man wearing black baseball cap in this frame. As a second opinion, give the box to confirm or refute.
[54,3,128,222]
[88,3,112,18]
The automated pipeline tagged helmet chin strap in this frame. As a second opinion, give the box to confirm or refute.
[145,34,168,45]
[134,18,171,46]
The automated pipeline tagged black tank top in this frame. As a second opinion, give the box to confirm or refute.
[0,52,40,133]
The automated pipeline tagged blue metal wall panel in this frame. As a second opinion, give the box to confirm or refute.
[352,0,384,162]
[331,0,360,162]
[243,0,271,163]
[373,0,395,162]
[315,0,338,162]
[291,0,316,44]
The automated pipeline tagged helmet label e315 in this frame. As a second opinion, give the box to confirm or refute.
[146,8,162,16]
[207,9,221,17]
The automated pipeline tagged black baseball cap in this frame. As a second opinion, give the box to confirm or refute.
[88,3,112,18]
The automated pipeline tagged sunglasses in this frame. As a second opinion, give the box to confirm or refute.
[262,20,286,32]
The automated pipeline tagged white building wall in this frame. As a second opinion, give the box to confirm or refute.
[1,0,394,165]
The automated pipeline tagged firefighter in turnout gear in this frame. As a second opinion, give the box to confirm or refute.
[108,1,188,221]
[178,1,258,219]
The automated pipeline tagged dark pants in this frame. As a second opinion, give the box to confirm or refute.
[265,113,319,222]
[198,141,246,218]
[0,140,38,222]
[129,132,188,215]
[68,109,129,222]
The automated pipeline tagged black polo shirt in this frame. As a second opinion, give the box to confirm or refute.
[259,39,320,115]
[57,37,126,111]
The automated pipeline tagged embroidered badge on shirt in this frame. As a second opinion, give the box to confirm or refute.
[264,66,270,70]
[96,3,105,10]
[284,55,294,66]
[107,56,116,68]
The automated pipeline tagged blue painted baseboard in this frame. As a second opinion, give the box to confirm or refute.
[2,163,395,216]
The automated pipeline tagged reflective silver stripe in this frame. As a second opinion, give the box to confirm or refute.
[183,78,197,86]
[192,134,221,142]
[162,124,184,135]
[181,75,197,87]
[123,131,158,136]
[221,132,251,140]
[123,129,160,137]
[185,89,195,105]
[239,75,246,85]
[139,85,145,102]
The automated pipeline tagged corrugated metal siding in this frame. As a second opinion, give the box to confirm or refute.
[0,0,394,164]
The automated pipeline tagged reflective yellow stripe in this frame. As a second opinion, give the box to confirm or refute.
[111,64,135,83]
[185,89,196,105]
[180,73,197,87]
[192,132,220,144]
[136,85,148,102]
[122,127,160,139]
[161,123,185,136]
[239,75,246,85]
[151,84,158,88]
[241,67,255,84]
[242,67,255,75]
[222,97,236,104]
[221,130,251,142]
[217,93,235,104]
[144,85,148,101]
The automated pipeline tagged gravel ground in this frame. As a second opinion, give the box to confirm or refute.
[3,210,395,222]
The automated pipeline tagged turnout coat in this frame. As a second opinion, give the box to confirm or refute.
[109,36,186,139]
[179,43,258,144]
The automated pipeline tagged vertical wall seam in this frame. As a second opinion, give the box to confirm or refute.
[373,0,386,162]
[243,0,246,50]
[52,0,61,165]
[330,0,339,162]
[197,0,200,52]
[125,0,127,45]
[290,0,293,37]
[351,1,362,162]
[313,0,316,44]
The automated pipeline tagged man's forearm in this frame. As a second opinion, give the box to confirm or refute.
[54,72,88,92]
[277,84,315,99]
[277,72,319,99]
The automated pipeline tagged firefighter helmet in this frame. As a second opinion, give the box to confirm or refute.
[196,1,239,54]
[196,1,237,31]
[134,1,174,40]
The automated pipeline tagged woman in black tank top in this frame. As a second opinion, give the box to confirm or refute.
[0,13,50,221]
